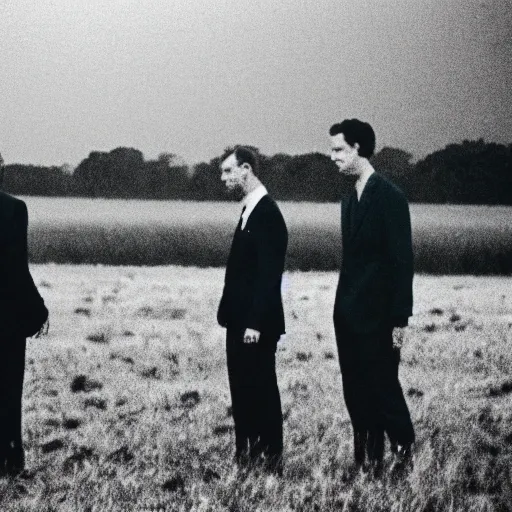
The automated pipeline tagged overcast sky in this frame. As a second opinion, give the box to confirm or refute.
[1,0,511,167]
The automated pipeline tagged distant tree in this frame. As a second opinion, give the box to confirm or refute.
[414,139,512,204]
[165,162,191,199]
[60,163,73,175]
[158,152,188,170]
[107,147,145,198]
[371,147,416,198]
[157,152,176,166]
[157,152,191,198]
[73,148,144,198]
[190,159,227,201]
[258,153,292,199]
[73,148,192,199]
[74,151,108,197]
[139,154,190,199]
[3,164,73,196]
[279,153,343,201]
[4,141,511,203]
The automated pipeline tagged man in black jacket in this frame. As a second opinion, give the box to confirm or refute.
[330,120,415,477]
[0,154,49,477]
[217,146,287,474]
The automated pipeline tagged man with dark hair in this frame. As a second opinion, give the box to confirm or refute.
[219,146,260,187]
[329,120,376,158]
[0,152,49,477]
[217,146,287,475]
[330,120,415,477]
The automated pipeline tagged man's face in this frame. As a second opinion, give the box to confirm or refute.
[330,133,360,175]
[220,153,247,198]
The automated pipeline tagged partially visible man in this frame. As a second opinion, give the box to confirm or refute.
[0,153,49,477]
[330,120,415,477]
[217,146,287,475]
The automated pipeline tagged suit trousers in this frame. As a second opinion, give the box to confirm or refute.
[334,320,415,459]
[226,327,283,464]
[0,337,27,473]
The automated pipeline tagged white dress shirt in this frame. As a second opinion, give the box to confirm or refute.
[240,184,268,230]
[355,169,374,201]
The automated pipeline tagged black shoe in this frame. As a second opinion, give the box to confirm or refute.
[353,430,367,469]
[367,429,384,479]
[5,445,25,477]
[390,443,413,480]
[368,460,384,480]
[263,454,283,477]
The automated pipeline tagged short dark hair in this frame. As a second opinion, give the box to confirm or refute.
[221,146,260,176]
[329,119,376,158]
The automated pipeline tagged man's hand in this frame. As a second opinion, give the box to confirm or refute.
[34,317,50,339]
[244,328,260,344]
[392,327,405,350]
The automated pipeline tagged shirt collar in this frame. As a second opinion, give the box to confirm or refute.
[241,184,267,224]
[355,169,375,201]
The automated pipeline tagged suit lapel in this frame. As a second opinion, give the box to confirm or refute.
[349,173,380,243]
[341,191,355,241]
[243,194,268,231]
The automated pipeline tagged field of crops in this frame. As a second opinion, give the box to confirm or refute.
[1,265,511,511]
[23,197,512,274]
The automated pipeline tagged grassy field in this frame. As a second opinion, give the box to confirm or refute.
[23,197,512,274]
[1,265,512,511]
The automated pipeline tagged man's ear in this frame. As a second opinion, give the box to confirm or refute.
[241,163,252,173]
[353,142,360,156]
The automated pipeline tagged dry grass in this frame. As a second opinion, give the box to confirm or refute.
[23,197,512,273]
[1,265,512,511]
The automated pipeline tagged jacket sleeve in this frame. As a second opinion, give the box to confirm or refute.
[7,201,48,337]
[383,189,414,327]
[217,285,228,327]
[246,208,287,332]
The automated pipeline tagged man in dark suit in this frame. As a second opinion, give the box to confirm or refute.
[330,120,415,477]
[0,154,49,477]
[217,146,287,475]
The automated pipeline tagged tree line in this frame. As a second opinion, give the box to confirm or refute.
[1,139,511,204]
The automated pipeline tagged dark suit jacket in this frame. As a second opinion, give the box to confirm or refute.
[0,191,48,339]
[217,195,288,336]
[334,173,413,334]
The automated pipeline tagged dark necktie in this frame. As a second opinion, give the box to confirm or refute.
[237,206,247,231]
